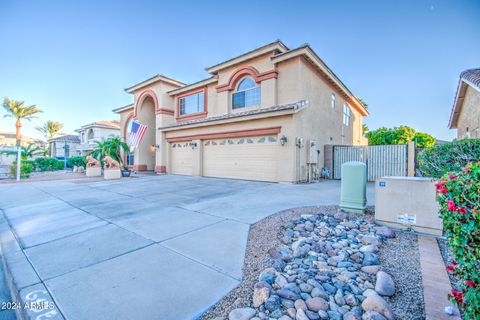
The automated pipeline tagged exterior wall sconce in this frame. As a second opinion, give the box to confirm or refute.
[129,145,135,152]
[280,135,288,146]
[295,137,304,148]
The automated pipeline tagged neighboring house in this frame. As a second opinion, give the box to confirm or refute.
[114,40,368,183]
[75,120,120,155]
[449,68,480,139]
[0,132,46,166]
[48,135,80,159]
[0,131,45,148]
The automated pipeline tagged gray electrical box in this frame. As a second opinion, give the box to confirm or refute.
[307,140,318,164]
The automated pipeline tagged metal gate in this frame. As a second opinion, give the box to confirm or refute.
[333,144,408,181]
[333,146,366,179]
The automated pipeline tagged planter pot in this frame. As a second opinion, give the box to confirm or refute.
[121,170,131,177]
[104,168,121,180]
[86,166,101,177]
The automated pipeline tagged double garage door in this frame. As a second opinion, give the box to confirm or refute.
[170,135,279,182]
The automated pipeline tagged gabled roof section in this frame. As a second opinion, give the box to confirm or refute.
[205,40,289,74]
[271,44,368,117]
[168,77,218,96]
[112,103,134,114]
[449,68,480,129]
[125,74,185,94]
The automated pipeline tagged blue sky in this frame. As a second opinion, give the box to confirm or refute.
[0,0,479,141]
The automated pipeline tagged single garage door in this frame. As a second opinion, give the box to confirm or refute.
[170,141,193,175]
[203,135,279,182]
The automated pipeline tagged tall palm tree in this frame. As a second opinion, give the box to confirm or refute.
[2,97,43,147]
[35,120,64,141]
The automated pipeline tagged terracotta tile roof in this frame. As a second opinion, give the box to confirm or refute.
[160,100,308,130]
[460,68,480,89]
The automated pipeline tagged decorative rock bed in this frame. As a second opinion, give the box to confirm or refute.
[228,212,397,320]
[201,206,424,320]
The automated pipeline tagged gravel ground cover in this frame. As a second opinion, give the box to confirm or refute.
[200,206,425,320]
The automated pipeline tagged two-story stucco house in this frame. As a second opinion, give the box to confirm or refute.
[75,120,120,155]
[113,41,368,183]
[449,68,480,139]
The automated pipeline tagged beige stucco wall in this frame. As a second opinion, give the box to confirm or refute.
[457,86,480,139]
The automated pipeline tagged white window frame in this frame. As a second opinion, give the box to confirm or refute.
[343,103,351,126]
[331,93,336,109]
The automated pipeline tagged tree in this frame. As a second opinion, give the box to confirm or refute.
[35,120,64,141]
[2,97,43,147]
[366,125,436,147]
[413,132,436,148]
[362,124,369,136]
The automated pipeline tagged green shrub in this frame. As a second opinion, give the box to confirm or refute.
[34,157,65,171]
[418,139,480,178]
[67,156,86,168]
[436,161,480,318]
[10,161,33,178]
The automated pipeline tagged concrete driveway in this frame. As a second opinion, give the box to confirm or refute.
[0,175,374,320]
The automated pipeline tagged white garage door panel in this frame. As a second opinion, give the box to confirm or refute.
[170,141,193,175]
[203,136,278,182]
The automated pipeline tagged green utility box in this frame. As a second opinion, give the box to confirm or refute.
[340,161,367,214]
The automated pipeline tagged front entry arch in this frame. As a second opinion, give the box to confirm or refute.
[135,94,156,170]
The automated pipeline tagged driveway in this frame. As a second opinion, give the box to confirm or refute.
[0,175,374,320]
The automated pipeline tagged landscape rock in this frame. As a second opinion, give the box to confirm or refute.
[361,295,395,320]
[375,226,396,238]
[375,271,395,296]
[252,282,271,307]
[228,307,256,320]
[296,308,309,320]
[305,297,329,312]
[361,311,388,320]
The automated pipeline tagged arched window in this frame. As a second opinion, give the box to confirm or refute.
[232,77,261,109]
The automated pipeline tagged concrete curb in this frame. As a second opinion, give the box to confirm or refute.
[0,212,65,320]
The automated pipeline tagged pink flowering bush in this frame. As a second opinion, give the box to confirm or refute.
[436,161,480,318]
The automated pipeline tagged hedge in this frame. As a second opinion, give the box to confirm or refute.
[436,161,480,318]
[418,139,480,178]
[67,156,86,168]
[10,161,33,178]
[34,158,65,171]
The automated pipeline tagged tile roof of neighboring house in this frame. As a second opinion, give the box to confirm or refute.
[0,131,44,144]
[160,100,308,130]
[48,135,80,143]
[449,68,480,128]
[76,120,120,132]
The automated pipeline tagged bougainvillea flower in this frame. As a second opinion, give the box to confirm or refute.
[448,174,457,180]
[456,206,467,214]
[446,265,455,272]
[438,188,448,194]
[447,200,455,211]
[452,260,458,265]
[466,280,477,288]
[435,181,446,189]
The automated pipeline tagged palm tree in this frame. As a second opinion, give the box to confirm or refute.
[90,137,129,168]
[2,97,43,147]
[35,120,64,141]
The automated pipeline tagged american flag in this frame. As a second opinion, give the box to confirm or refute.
[127,121,147,148]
